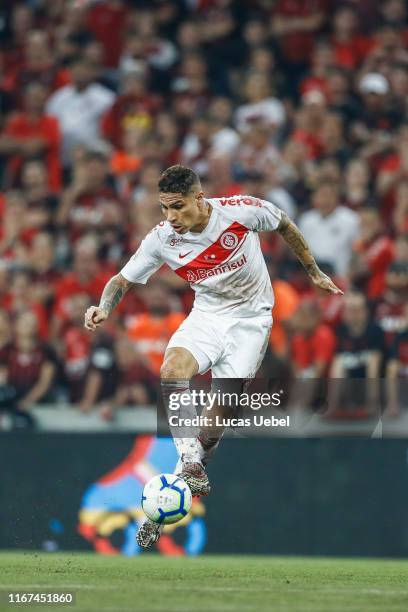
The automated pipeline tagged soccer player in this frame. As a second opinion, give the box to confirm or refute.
[84,165,342,547]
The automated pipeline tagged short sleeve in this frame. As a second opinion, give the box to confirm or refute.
[212,195,283,232]
[120,227,163,284]
[244,196,283,232]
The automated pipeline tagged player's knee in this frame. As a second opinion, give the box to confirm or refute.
[160,359,188,379]
[161,348,198,379]
[160,361,182,379]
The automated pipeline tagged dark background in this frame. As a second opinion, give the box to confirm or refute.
[1,434,408,557]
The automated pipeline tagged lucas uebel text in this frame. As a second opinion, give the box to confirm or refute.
[168,414,290,428]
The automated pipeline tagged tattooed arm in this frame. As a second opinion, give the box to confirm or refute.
[84,273,135,331]
[277,213,343,295]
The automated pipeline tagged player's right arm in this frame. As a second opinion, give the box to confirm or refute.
[84,273,134,331]
[84,225,164,331]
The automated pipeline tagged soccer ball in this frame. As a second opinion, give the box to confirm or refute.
[141,474,192,524]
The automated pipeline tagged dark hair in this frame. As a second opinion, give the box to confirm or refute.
[158,165,200,195]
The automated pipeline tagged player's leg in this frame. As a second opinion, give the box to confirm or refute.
[164,309,225,481]
[197,406,230,464]
[195,315,273,467]
[172,400,229,473]
[137,349,210,549]
[197,379,245,465]
[174,314,272,472]
[160,347,211,497]
[161,347,201,465]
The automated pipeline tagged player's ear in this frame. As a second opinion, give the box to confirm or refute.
[196,191,205,208]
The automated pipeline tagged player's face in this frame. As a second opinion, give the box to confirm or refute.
[159,188,206,234]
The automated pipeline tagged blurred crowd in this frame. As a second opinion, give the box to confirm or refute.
[0,0,407,425]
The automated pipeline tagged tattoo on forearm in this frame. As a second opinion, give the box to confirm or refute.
[277,215,318,274]
[99,275,131,315]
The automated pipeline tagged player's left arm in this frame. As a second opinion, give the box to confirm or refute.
[276,213,344,295]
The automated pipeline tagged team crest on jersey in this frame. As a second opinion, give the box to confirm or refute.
[220,232,238,250]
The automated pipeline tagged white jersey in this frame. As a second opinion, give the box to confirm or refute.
[121,195,282,317]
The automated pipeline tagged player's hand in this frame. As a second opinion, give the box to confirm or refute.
[84,306,108,331]
[309,270,344,295]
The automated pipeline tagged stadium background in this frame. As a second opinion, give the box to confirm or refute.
[0,0,407,557]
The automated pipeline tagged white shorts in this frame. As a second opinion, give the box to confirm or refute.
[166,309,272,378]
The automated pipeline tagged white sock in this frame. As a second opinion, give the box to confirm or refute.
[173,437,202,465]
[162,379,202,468]
[174,437,207,475]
